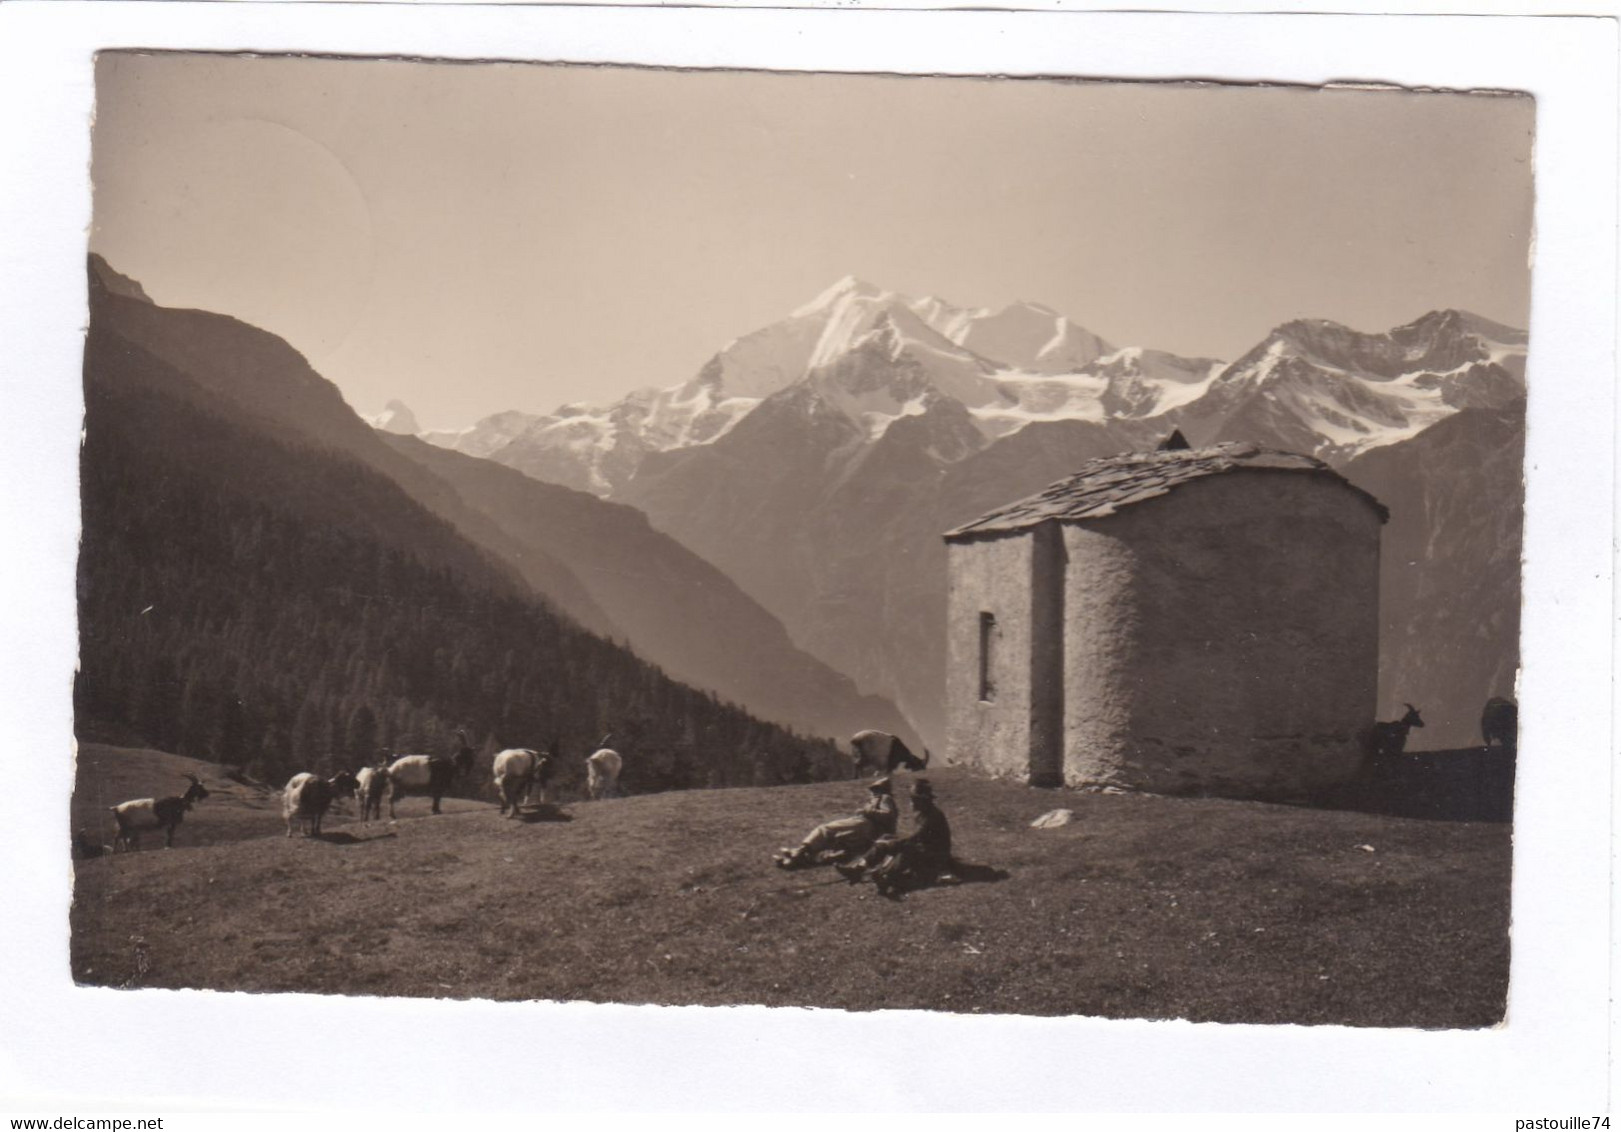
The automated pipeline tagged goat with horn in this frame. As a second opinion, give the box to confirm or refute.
[1363,703,1425,759]
[109,773,211,851]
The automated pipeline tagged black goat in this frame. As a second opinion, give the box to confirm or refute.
[1364,703,1425,759]
[850,730,931,779]
[73,828,108,860]
[1481,697,1518,750]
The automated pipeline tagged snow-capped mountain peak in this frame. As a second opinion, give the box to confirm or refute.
[804,283,905,370]
[1182,309,1527,460]
[1256,309,1526,382]
[906,295,1114,376]
[416,278,1200,494]
[368,399,421,435]
[792,274,887,318]
[409,278,1525,499]
[419,408,542,457]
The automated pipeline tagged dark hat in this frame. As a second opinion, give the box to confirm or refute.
[910,778,935,799]
[867,776,892,792]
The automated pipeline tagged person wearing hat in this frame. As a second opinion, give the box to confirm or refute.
[837,777,953,896]
[774,776,899,870]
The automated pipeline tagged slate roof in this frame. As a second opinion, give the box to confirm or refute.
[944,442,1387,540]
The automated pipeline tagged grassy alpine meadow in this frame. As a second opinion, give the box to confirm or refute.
[70,743,1510,1027]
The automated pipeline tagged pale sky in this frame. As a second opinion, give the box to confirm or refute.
[90,53,1535,428]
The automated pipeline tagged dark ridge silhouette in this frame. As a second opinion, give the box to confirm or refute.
[79,274,846,797]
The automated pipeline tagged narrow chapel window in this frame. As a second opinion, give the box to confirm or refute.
[978,611,996,702]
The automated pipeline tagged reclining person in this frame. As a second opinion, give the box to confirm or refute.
[774,777,898,869]
[837,777,953,897]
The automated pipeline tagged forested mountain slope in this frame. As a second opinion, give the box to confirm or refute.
[383,434,913,748]
[77,265,843,793]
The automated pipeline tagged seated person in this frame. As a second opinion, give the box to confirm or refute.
[837,777,953,896]
[774,777,898,869]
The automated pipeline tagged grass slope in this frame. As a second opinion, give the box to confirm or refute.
[70,745,1509,1027]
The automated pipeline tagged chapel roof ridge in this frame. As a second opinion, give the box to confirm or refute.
[943,440,1386,540]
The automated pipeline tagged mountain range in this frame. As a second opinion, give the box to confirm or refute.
[426,278,1523,495]
[411,279,1526,750]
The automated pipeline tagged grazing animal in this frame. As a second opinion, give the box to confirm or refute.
[585,746,623,801]
[850,729,930,779]
[1364,703,1425,759]
[283,770,361,838]
[109,773,210,851]
[492,747,554,817]
[353,764,388,823]
[73,828,108,859]
[385,736,476,818]
[1481,697,1518,750]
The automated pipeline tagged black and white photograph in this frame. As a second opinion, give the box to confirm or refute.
[2,2,1616,1117]
[71,50,1532,1025]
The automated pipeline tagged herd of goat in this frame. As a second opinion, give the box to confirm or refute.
[82,702,1517,855]
[91,730,629,853]
[279,733,629,840]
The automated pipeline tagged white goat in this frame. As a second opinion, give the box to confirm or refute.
[585,747,623,801]
[283,770,359,838]
[353,765,388,823]
[492,748,554,817]
[109,773,210,851]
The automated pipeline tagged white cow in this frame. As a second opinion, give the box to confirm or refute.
[585,748,623,800]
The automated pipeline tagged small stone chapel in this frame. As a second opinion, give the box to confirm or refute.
[942,440,1387,800]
